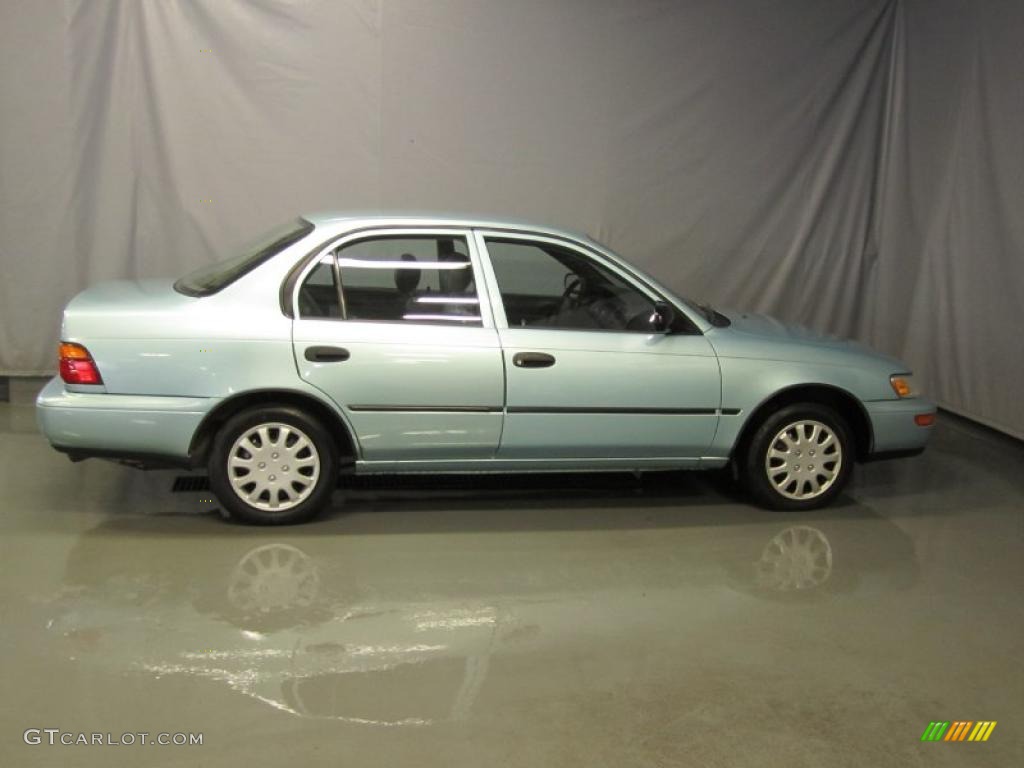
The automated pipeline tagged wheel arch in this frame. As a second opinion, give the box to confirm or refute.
[188,389,358,467]
[731,383,874,465]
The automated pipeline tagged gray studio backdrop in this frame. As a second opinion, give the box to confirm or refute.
[1,0,1022,437]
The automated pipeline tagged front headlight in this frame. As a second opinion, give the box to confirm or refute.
[890,373,918,398]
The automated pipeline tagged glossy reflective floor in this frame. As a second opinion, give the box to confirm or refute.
[1,378,1022,766]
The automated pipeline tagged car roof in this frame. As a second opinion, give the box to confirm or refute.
[301,210,592,243]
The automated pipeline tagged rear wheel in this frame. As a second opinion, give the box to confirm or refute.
[743,403,852,511]
[209,406,338,525]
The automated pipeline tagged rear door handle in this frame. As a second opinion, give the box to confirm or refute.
[513,352,556,368]
[305,345,350,363]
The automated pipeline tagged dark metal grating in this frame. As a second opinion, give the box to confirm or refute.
[171,475,210,492]
[171,475,348,492]
[172,471,661,494]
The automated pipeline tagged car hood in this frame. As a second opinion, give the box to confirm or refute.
[715,309,906,367]
[720,310,847,345]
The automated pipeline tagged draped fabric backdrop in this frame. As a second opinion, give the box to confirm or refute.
[1,0,1022,437]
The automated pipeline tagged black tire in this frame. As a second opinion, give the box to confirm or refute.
[208,405,339,525]
[742,403,852,511]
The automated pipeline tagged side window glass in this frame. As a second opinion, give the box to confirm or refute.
[336,236,481,325]
[298,261,342,318]
[485,239,656,332]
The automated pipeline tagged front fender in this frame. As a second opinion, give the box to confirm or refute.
[708,357,889,459]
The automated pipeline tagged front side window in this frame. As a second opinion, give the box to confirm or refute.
[484,238,657,332]
[333,236,481,325]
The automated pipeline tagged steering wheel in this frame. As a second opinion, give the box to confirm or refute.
[560,275,586,312]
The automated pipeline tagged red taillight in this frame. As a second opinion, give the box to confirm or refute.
[59,342,103,385]
[914,412,936,427]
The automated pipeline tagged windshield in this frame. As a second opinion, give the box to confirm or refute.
[582,234,730,330]
[174,218,314,297]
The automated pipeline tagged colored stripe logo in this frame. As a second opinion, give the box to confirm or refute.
[921,721,997,742]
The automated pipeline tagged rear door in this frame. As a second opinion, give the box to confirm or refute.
[291,229,504,461]
[474,231,721,460]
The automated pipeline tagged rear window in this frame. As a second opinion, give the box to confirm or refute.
[174,218,314,297]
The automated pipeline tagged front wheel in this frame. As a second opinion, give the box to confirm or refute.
[743,403,852,511]
[208,406,339,525]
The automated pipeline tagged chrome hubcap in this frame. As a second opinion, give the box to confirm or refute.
[764,419,842,500]
[227,422,320,512]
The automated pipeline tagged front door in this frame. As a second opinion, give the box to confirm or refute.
[292,230,504,461]
[475,232,721,460]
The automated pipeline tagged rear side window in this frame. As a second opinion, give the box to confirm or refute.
[329,235,482,326]
[174,218,314,297]
[297,262,342,319]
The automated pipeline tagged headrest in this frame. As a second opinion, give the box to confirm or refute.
[394,253,420,294]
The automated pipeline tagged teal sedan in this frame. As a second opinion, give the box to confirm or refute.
[37,213,936,524]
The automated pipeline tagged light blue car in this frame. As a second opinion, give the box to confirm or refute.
[37,213,936,524]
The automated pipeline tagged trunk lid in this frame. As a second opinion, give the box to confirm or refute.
[62,279,196,339]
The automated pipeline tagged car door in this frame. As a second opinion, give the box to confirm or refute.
[474,231,721,460]
[291,229,504,461]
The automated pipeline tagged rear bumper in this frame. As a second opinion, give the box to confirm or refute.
[35,376,211,467]
[863,397,936,458]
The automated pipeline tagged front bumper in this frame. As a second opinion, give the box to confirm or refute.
[35,376,212,466]
[863,396,937,457]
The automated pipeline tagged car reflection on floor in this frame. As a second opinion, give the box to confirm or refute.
[43,474,919,724]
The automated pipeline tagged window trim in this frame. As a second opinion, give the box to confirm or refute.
[472,230,701,335]
[290,228,494,329]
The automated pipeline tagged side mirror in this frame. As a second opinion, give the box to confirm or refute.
[650,301,675,333]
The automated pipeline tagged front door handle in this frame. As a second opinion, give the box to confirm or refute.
[305,345,350,363]
[513,352,556,368]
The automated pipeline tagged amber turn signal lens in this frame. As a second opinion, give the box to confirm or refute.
[59,342,92,360]
[890,376,913,397]
[914,413,936,427]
